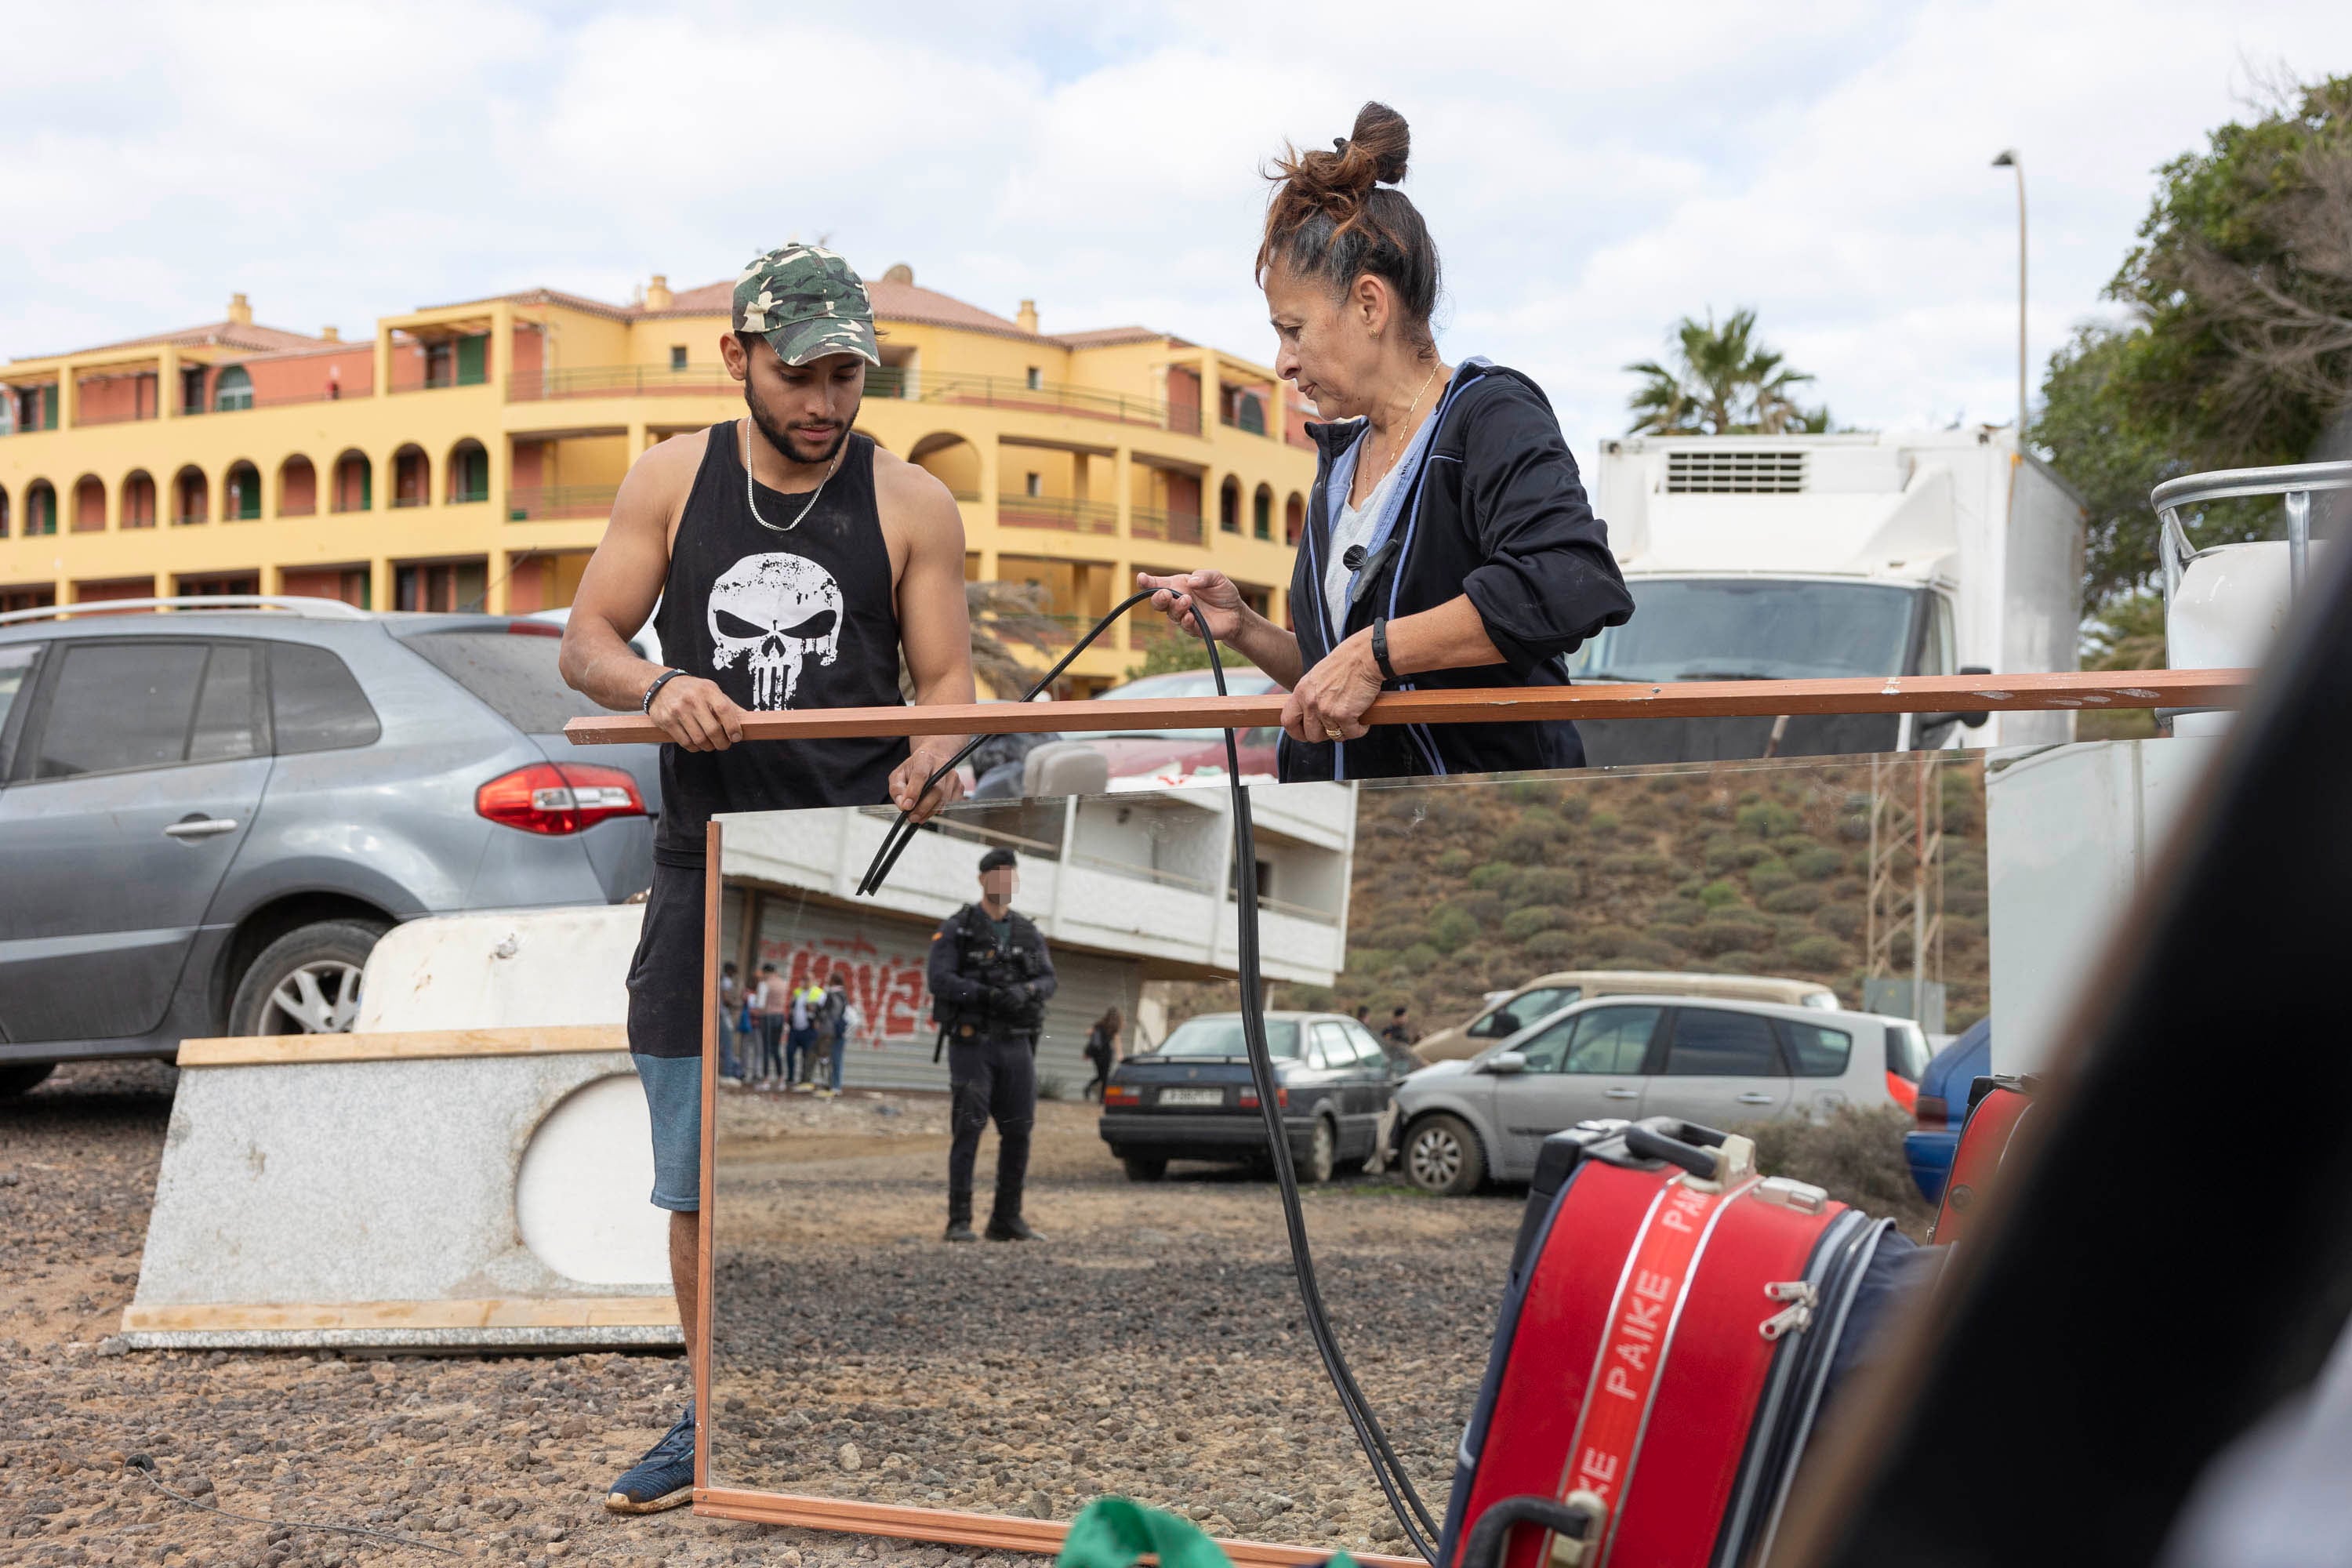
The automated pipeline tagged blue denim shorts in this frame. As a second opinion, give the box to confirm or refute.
[632,1051,702,1213]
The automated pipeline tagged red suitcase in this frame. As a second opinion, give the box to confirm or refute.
[1929,1075,2037,1247]
[1439,1116,1902,1568]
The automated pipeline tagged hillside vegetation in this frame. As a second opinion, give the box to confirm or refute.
[1256,759,1989,1039]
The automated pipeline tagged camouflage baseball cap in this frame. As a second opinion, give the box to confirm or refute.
[731,244,880,367]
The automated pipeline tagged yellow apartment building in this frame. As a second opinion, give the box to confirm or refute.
[0,267,1317,694]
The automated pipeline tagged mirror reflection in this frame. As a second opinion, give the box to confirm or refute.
[706,742,2031,1554]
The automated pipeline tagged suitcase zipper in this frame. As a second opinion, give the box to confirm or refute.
[1759,1280,1820,1341]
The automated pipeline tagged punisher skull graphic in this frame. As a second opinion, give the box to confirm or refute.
[706,551,844,709]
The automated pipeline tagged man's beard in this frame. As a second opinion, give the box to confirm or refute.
[746,390,858,470]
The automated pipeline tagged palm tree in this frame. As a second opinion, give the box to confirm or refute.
[898,579,1067,702]
[1625,309,1827,435]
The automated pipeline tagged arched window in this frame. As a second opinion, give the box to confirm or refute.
[909,433,981,500]
[0,485,10,536]
[392,445,429,508]
[214,366,253,412]
[122,470,157,529]
[1253,483,1273,541]
[1237,389,1265,436]
[332,450,372,513]
[225,460,261,520]
[447,440,489,504]
[72,475,106,532]
[1219,475,1241,534]
[1285,491,1305,546]
[278,456,317,518]
[27,479,58,536]
[172,466,209,526]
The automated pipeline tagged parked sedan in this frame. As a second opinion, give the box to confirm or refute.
[1393,996,1929,1195]
[1098,1011,1398,1183]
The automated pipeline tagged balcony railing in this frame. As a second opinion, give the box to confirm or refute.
[506,364,914,402]
[924,375,1169,430]
[1130,506,1203,546]
[509,484,620,521]
[997,494,1118,535]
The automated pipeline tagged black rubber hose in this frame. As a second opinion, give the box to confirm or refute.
[855,589,1441,1560]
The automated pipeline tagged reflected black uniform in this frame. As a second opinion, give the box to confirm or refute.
[926,902,1058,1232]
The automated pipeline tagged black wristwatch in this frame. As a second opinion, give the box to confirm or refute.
[1370,618,1399,684]
[641,668,688,714]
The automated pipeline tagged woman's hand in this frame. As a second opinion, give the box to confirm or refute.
[1135,568,1250,644]
[1283,630,1385,745]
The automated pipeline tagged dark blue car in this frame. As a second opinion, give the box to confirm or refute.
[1904,1018,1991,1203]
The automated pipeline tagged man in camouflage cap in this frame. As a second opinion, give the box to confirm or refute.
[732,243,881,376]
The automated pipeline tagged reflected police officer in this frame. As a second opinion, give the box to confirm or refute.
[927,847,1058,1243]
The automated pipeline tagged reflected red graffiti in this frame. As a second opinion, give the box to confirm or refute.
[754,929,933,1040]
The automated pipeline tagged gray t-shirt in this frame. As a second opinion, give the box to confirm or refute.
[1323,462,1400,634]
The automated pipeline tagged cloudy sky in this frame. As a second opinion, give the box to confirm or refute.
[6,2,2350,448]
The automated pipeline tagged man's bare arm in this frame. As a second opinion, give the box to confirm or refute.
[558,430,746,751]
[881,459,976,818]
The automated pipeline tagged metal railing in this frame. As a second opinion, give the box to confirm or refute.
[1130,506,1203,545]
[996,494,1118,535]
[2154,459,2352,603]
[1069,851,1215,894]
[508,483,620,521]
[922,374,1168,429]
[505,364,913,402]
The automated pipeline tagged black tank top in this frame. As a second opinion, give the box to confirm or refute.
[652,422,908,857]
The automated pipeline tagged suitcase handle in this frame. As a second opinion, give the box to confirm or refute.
[1459,1494,1606,1568]
[1624,1121,1726,1178]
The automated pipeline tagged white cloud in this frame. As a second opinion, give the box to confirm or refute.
[5,0,2350,454]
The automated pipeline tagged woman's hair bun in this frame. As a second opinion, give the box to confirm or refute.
[1345,101,1410,187]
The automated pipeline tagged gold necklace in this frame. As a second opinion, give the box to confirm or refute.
[1359,361,1441,503]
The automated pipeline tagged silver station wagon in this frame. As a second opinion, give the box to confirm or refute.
[1391,995,1930,1195]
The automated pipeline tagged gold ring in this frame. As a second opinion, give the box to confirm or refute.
[1324,726,1345,741]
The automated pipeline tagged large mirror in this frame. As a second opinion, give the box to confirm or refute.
[699,735,2212,1557]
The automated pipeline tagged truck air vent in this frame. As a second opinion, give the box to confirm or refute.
[1664,451,1806,494]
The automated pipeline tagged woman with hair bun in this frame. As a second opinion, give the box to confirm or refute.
[1140,102,1634,780]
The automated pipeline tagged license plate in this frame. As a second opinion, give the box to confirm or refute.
[1157,1087,1225,1107]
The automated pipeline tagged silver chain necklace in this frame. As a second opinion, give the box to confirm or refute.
[742,419,844,533]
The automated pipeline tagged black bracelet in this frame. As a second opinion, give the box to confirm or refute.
[1371,618,1399,684]
[641,668,688,714]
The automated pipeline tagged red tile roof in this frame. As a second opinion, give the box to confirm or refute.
[27,318,331,363]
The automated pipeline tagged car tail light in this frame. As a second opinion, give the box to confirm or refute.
[1237,1086,1287,1110]
[1914,1093,1948,1130]
[1102,1085,1142,1107]
[506,619,563,637]
[1885,1071,1918,1113]
[477,762,647,834]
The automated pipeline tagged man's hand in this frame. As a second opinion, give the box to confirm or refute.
[1282,630,1385,745]
[649,675,747,752]
[889,743,967,822]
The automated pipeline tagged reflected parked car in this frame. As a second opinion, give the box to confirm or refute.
[1088,669,1283,786]
[1393,996,1929,1195]
[1904,1018,1992,1203]
[1412,970,1841,1065]
[1098,1011,1399,1183]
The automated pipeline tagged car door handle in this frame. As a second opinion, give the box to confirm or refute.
[1736,1091,1774,1105]
[1603,1087,1639,1100]
[163,817,240,840]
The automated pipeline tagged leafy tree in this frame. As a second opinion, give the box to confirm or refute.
[1625,308,1828,434]
[2036,73,2352,608]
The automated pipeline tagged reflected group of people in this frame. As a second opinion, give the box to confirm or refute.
[717,961,859,1096]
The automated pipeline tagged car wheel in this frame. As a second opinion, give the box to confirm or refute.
[1300,1116,1338,1185]
[0,1062,56,1098]
[227,920,387,1038]
[1404,1113,1486,1196]
[1122,1156,1168,1183]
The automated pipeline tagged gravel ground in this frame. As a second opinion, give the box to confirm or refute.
[710,1090,1520,1555]
[3,1063,1515,1567]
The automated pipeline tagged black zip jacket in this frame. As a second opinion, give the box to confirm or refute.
[1278,361,1635,781]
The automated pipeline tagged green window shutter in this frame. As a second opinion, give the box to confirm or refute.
[456,335,487,387]
[361,469,372,510]
[43,389,58,430]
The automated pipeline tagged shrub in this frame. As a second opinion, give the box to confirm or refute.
[1363,920,1425,953]
[1790,847,1844,881]
[1468,862,1516,891]
[1521,931,1578,961]
[1502,905,1568,941]
[1703,837,1744,875]
[1784,934,1850,970]
[1515,866,1583,905]
[1426,904,1479,955]
[1711,949,1773,974]
[1675,877,1707,898]
[1814,902,1865,939]
[1837,812,1871,842]
[1507,779,1555,805]
[1650,897,1707,927]
[1773,833,1820,860]
[1434,846,1473,876]
[1692,916,1771,956]
[1737,842,1775,866]
[1746,858,1795,896]
[1602,851,1669,877]
[1700,794,1734,820]
[1347,946,1394,975]
[1946,889,1987,919]
[1398,942,1443,975]
[1737,800,1801,838]
[1461,891,1505,927]
[1944,915,1986,953]
[1732,1105,1937,1239]
[1557,793,1592,822]
[1580,924,1648,959]
[1760,884,1824,915]
[1697,878,1745,909]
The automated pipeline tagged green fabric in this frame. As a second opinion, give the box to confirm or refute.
[1057,1497,1360,1568]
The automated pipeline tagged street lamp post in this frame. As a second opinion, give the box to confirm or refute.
[1992,149,2026,437]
